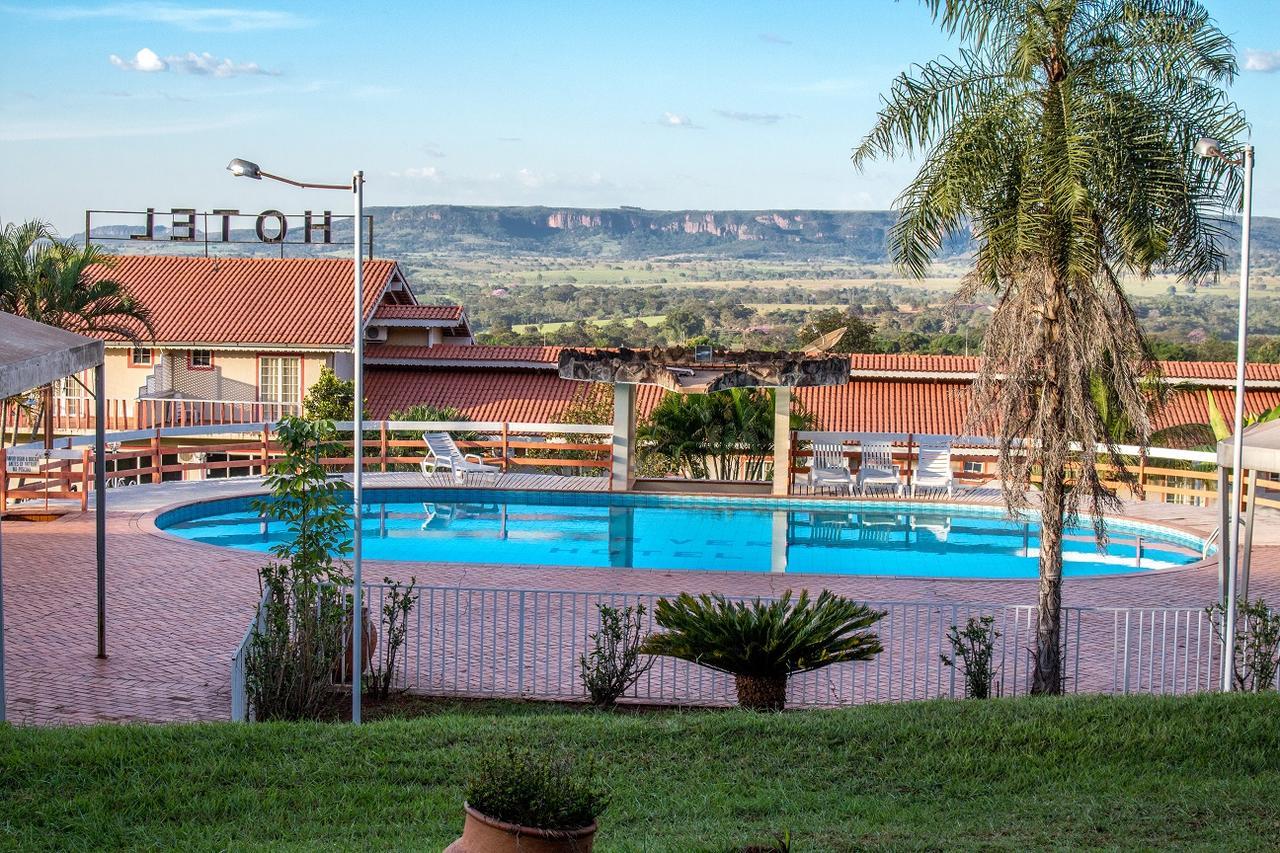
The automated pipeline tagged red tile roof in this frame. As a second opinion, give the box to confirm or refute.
[365,344,563,366]
[87,255,401,347]
[847,353,981,375]
[366,363,1280,437]
[1160,360,1280,382]
[366,367,597,422]
[373,304,464,322]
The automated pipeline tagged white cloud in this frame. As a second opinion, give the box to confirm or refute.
[715,109,794,125]
[108,48,278,77]
[660,112,696,128]
[1244,49,1280,73]
[759,33,791,45]
[14,3,308,32]
[393,166,443,181]
[109,47,167,72]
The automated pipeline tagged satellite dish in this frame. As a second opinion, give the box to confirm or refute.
[803,326,846,355]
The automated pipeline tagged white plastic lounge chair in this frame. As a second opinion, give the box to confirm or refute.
[806,443,855,495]
[911,442,955,498]
[856,441,902,495]
[421,432,501,484]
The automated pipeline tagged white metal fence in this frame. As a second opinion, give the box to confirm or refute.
[231,586,1237,719]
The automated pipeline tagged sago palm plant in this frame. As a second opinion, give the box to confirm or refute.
[641,590,885,711]
[853,0,1246,693]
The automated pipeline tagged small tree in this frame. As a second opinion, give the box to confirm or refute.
[579,603,653,708]
[1208,598,1280,692]
[642,590,884,711]
[366,576,418,701]
[940,616,1001,699]
[302,367,356,421]
[245,416,351,720]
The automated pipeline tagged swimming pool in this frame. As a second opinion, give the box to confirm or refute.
[155,488,1209,579]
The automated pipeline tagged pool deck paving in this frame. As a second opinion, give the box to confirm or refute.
[3,473,1278,725]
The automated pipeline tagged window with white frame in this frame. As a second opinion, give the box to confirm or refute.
[259,356,301,405]
[962,460,985,474]
[189,349,213,368]
[130,347,153,366]
[53,377,81,416]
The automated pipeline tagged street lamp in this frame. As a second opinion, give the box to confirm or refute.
[1195,137,1255,692]
[227,158,368,722]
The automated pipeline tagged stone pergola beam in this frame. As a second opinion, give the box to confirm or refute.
[558,346,849,394]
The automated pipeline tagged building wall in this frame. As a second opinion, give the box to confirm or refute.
[383,327,432,347]
[101,346,333,402]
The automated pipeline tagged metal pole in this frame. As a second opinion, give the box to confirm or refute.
[1222,144,1254,693]
[0,514,6,723]
[95,363,107,658]
[351,170,365,723]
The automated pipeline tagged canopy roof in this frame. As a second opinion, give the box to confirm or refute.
[0,312,103,399]
[1218,419,1280,474]
[558,346,850,394]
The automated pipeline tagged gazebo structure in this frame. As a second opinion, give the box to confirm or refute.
[1217,418,1280,602]
[558,346,851,495]
[0,312,107,723]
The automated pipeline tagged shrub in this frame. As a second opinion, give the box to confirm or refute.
[366,576,418,701]
[579,603,653,708]
[641,590,885,711]
[941,615,1001,699]
[245,416,351,720]
[302,367,357,421]
[465,742,607,831]
[1209,598,1280,692]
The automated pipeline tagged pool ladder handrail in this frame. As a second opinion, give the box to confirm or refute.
[1202,526,1220,560]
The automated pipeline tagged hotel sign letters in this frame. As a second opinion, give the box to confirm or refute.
[84,208,374,255]
[126,208,336,244]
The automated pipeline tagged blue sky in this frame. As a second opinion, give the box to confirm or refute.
[3,0,1280,235]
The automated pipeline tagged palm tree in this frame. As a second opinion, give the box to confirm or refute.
[853,0,1245,693]
[0,220,153,442]
[639,388,814,480]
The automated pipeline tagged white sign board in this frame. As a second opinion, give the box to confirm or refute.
[5,449,82,473]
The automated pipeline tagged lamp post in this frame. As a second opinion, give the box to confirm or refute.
[227,158,368,722]
[1194,138,1254,692]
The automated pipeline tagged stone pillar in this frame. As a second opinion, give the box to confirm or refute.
[611,383,636,491]
[772,386,792,496]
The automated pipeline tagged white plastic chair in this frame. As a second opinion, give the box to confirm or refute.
[856,441,902,496]
[911,442,955,498]
[806,443,855,495]
[421,432,501,484]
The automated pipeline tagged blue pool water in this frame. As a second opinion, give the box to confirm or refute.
[156,489,1208,579]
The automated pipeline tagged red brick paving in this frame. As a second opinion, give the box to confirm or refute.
[4,488,1277,725]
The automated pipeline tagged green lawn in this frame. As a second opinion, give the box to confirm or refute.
[3,694,1279,851]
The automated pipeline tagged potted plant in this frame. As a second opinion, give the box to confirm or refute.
[446,744,606,853]
[642,589,885,711]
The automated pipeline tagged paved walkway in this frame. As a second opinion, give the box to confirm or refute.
[3,474,1277,725]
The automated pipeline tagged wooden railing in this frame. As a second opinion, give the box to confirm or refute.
[1,397,302,435]
[0,421,612,512]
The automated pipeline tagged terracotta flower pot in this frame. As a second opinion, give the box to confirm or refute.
[335,605,378,682]
[444,804,597,853]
